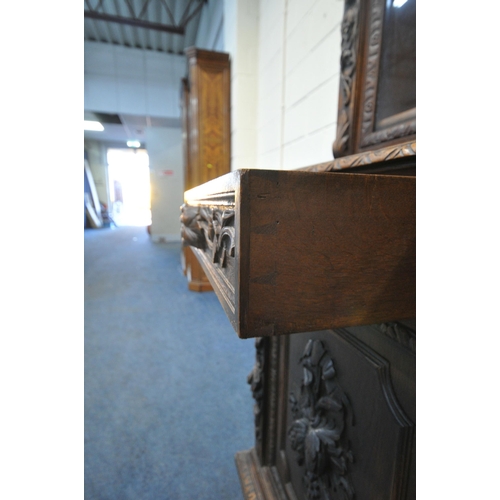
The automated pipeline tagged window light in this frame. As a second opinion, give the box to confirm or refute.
[84,120,104,131]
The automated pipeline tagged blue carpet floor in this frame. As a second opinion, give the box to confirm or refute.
[85,226,255,499]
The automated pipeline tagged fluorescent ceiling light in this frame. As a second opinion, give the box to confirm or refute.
[127,140,141,148]
[393,0,408,7]
[84,120,104,131]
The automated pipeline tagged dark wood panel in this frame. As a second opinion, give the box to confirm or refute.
[240,324,415,499]
[285,329,414,499]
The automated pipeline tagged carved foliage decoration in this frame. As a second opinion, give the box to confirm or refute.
[378,321,416,353]
[247,337,265,447]
[303,141,416,173]
[332,0,359,158]
[180,204,235,268]
[180,204,206,249]
[288,340,355,500]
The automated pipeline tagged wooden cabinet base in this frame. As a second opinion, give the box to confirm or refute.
[237,324,415,500]
[183,246,212,292]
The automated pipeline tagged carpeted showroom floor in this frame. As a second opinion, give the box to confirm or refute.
[85,225,255,500]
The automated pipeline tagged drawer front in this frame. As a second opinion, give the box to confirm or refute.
[182,169,415,339]
[181,176,240,331]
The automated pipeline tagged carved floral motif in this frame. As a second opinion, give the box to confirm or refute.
[288,340,355,500]
[180,204,235,268]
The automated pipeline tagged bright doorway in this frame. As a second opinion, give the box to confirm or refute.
[107,148,151,227]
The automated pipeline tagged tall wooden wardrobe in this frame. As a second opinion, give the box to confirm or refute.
[181,48,231,292]
[181,0,416,497]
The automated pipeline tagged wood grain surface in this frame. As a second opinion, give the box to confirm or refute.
[181,48,231,291]
[183,169,415,339]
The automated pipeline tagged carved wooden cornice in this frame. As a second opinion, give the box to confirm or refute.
[288,339,355,500]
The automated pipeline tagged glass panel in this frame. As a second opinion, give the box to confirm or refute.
[375,0,416,128]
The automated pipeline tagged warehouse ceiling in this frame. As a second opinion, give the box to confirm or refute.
[84,0,206,146]
[84,0,205,54]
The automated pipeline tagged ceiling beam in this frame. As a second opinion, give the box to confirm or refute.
[84,11,185,35]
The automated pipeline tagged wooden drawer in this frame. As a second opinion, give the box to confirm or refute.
[181,169,415,339]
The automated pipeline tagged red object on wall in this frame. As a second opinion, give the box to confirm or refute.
[159,169,174,176]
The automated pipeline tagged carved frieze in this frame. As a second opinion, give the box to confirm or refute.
[288,340,355,500]
[180,204,235,268]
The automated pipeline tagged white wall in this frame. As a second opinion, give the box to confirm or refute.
[84,41,186,119]
[281,0,344,169]
[146,127,184,242]
[223,0,344,171]
[224,0,259,171]
[85,41,186,238]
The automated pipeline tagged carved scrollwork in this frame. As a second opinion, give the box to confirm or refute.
[288,339,355,500]
[180,204,235,268]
